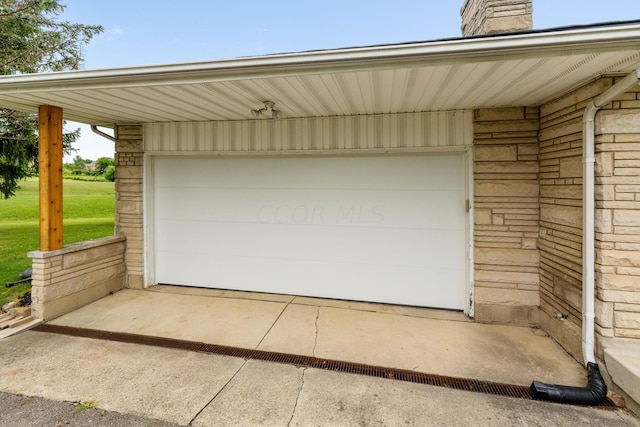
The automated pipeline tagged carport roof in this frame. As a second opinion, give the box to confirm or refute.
[1,21,640,126]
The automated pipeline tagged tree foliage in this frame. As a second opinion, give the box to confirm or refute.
[95,157,114,174]
[0,0,103,198]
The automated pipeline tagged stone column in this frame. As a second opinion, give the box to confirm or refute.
[114,124,145,289]
[473,107,541,324]
[594,86,640,354]
[461,0,533,37]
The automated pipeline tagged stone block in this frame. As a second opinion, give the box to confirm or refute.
[595,209,613,233]
[595,300,614,328]
[595,184,616,201]
[116,226,143,238]
[613,210,640,227]
[540,204,582,228]
[615,303,640,312]
[114,139,143,153]
[475,286,539,306]
[615,311,640,329]
[538,307,583,361]
[474,303,538,325]
[475,181,539,198]
[474,145,517,161]
[474,270,538,286]
[39,277,124,320]
[474,161,538,174]
[115,166,143,179]
[559,157,582,178]
[127,274,145,289]
[598,273,640,291]
[600,289,640,304]
[522,238,537,249]
[518,143,539,156]
[474,108,526,121]
[116,181,143,193]
[617,266,640,276]
[62,241,126,270]
[475,247,539,267]
[540,185,581,199]
[599,250,640,267]
[596,109,640,134]
[117,201,143,215]
[541,79,611,118]
[475,208,492,225]
[41,264,125,301]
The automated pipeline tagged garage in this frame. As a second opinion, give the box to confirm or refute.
[151,153,468,310]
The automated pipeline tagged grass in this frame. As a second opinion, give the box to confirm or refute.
[0,178,115,305]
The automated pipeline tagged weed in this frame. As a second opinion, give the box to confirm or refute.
[76,400,97,411]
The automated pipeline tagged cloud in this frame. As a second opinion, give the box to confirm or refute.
[100,26,125,42]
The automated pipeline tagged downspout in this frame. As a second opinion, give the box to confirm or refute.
[531,68,640,405]
[90,125,117,142]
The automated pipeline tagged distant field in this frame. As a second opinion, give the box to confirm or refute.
[0,178,115,304]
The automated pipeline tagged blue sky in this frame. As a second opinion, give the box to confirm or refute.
[58,0,640,161]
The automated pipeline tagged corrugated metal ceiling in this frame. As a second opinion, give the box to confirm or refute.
[0,23,639,126]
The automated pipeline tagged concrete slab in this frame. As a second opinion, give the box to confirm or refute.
[0,331,245,425]
[258,303,320,355]
[50,289,287,348]
[47,288,588,388]
[289,369,640,427]
[606,348,640,410]
[312,306,586,386]
[292,295,470,322]
[192,360,302,427]
[0,328,637,426]
[149,284,296,303]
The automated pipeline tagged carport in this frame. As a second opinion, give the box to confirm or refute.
[2,19,640,412]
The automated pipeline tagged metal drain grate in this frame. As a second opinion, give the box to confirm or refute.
[34,323,617,409]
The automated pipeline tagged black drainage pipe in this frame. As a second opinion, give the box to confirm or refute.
[530,362,607,405]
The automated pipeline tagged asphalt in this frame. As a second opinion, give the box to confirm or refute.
[0,287,638,426]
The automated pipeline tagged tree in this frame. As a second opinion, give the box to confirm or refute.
[95,157,114,174]
[0,0,103,198]
[103,165,115,182]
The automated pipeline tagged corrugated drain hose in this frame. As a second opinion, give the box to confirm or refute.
[530,362,607,405]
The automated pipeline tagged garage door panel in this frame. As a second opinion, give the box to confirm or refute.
[156,219,463,268]
[156,156,465,191]
[154,154,467,309]
[157,188,464,231]
[157,251,464,308]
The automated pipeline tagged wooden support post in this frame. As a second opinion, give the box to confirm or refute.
[38,105,64,251]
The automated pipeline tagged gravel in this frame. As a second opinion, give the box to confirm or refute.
[0,391,183,427]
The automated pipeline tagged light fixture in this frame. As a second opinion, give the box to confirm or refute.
[251,100,282,119]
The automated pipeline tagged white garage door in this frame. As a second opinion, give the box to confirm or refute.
[153,154,467,310]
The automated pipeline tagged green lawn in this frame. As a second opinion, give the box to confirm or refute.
[0,178,115,305]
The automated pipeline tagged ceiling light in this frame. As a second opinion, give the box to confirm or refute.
[251,100,282,119]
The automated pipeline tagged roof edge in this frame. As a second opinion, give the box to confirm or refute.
[1,21,640,93]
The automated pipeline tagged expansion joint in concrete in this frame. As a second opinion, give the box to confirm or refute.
[287,367,306,427]
[188,359,247,426]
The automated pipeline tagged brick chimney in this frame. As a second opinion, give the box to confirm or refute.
[461,0,533,37]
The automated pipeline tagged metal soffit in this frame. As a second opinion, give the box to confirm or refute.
[0,22,639,126]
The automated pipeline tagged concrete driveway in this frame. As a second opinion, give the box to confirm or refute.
[0,286,638,426]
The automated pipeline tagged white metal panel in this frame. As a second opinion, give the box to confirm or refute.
[144,111,473,152]
[153,154,467,309]
[1,53,639,125]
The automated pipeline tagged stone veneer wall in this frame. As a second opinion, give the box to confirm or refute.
[28,236,126,320]
[594,81,640,355]
[538,78,615,360]
[473,107,540,324]
[114,124,145,289]
[461,0,533,37]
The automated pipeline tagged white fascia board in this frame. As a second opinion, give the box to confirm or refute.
[1,23,640,93]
